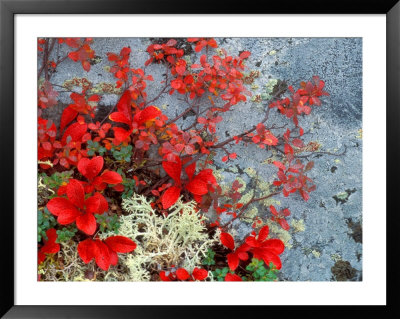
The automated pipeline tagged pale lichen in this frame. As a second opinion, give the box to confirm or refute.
[291,219,306,233]
[116,193,220,281]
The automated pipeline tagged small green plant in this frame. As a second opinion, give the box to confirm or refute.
[39,170,74,191]
[202,248,216,266]
[86,140,107,156]
[212,267,230,281]
[56,225,78,243]
[95,213,121,233]
[245,258,279,281]
[111,144,133,162]
[117,168,136,199]
[38,208,56,242]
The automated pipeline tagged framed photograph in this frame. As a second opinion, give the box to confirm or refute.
[1,0,398,317]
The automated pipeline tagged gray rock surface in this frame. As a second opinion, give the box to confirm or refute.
[40,37,362,281]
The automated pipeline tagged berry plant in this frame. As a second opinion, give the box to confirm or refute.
[37,37,337,282]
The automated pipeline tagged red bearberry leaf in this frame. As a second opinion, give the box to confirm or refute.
[258,225,270,242]
[262,239,285,255]
[60,106,78,132]
[239,51,251,59]
[61,122,87,144]
[100,170,123,185]
[109,112,132,126]
[66,179,85,209]
[260,251,282,270]
[77,238,97,264]
[84,195,101,214]
[176,268,190,281]
[76,212,97,235]
[78,156,104,180]
[94,240,111,271]
[107,246,119,266]
[185,177,208,195]
[184,161,196,180]
[224,273,242,281]
[46,197,75,216]
[162,158,182,185]
[40,228,60,254]
[104,236,137,253]
[220,232,235,250]
[227,252,239,271]
[192,267,208,281]
[161,186,181,209]
[133,106,161,125]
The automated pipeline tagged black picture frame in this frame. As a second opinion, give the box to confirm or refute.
[1,0,398,317]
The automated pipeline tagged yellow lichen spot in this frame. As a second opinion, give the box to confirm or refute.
[244,167,257,178]
[228,166,238,173]
[161,104,168,110]
[334,159,341,164]
[238,190,254,205]
[356,129,362,139]
[269,50,277,56]
[241,207,258,223]
[311,250,321,258]
[291,219,306,233]
[330,253,342,262]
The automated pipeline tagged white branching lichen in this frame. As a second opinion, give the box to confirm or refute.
[115,193,220,281]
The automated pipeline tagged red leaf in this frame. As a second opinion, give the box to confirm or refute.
[60,106,78,132]
[109,112,131,126]
[185,177,208,195]
[61,122,87,144]
[78,156,104,180]
[116,90,132,115]
[76,212,97,235]
[269,205,278,216]
[161,186,181,209]
[134,106,161,125]
[258,225,270,242]
[162,157,182,185]
[239,51,251,59]
[176,268,190,281]
[220,232,235,250]
[224,273,242,281]
[192,267,208,281]
[84,195,101,214]
[57,207,81,225]
[104,236,136,253]
[227,252,239,271]
[273,161,286,171]
[262,239,285,255]
[91,192,108,213]
[292,138,304,148]
[46,197,75,216]
[184,161,196,180]
[113,127,132,144]
[94,240,111,271]
[66,179,85,209]
[260,251,282,270]
[77,238,97,264]
[159,271,171,281]
[108,246,119,266]
[100,170,123,184]
[40,228,60,254]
